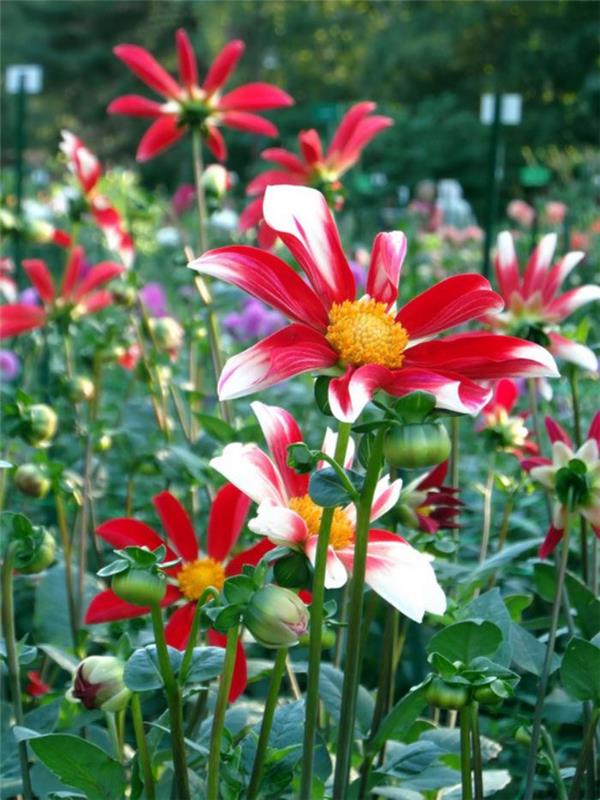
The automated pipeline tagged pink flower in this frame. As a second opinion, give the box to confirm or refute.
[545,201,567,226]
[490,231,600,372]
[109,29,293,162]
[210,402,447,622]
[507,199,536,229]
[190,185,558,423]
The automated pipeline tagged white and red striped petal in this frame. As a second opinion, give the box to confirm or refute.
[189,246,328,330]
[548,332,598,373]
[22,260,55,304]
[396,274,503,340]
[262,185,356,307]
[219,83,293,111]
[210,443,288,506]
[365,232,407,310]
[494,231,521,300]
[251,401,309,499]
[202,40,245,94]
[541,250,586,304]
[522,233,557,299]
[175,29,198,92]
[304,538,348,588]
[107,95,165,117]
[136,116,186,162]
[216,324,338,402]
[369,476,403,522]
[249,502,308,547]
[545,284,600,321]
[113,44,182,99]
[320,427,355,469]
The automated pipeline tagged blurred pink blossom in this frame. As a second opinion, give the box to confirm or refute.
[545,201,567,226]
[172,184,196,217]
[507,199,535,229]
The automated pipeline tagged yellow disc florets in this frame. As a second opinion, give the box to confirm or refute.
[326,298,409,369]
[176,557,225,601]
[289,494,354,551]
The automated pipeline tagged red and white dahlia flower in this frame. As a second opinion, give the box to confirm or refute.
[109,28,293,162]
[190,185,558,423]
[210,401,447,622]
[397,460,461,534]
[477,378,537,456]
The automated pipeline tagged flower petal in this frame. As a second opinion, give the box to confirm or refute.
[207,483,251,562]
[522,233,557,299]
[539,525,563,559]
[396,275,503,339]
[165,602,197,649]
[305,538,348,588]
[320,428,355,469]
[225,539,274,577]
[96,517,177,560]
[78,290,114,315]
[239,197,264,233]
[72,262,123,301]
[113,44,181,99]
[298,130,323,165]
[330,115,393,173]
[261,147,308,174]
[0,304,47,339]
[202,40,245,94]
[326,102,376,158]
[262,185,356,306]
[84,585,179,623]
[136,116,186,162]
[22,260,55,303]
[365,232,407,310]
[61,246,83,297]
[548,332,598,373]
[246,169,305,196]
[210,443,288,506]
[107,94,165,117]
[219,82,293,111]
[205,126,227,161]
[370,476,403,522]
[418,460,449,490]
[153,491,199,563]
[249,502,309,547]
[216,324,338,401]
[189,246,329,330]
[175,29,198,91]
[546,284,600,321]
[494,231,521,300]
[207,629,247,701]
[220,111,277,137]
[486,378,519,414]
[251,401,309,498]
[542,250,586,303]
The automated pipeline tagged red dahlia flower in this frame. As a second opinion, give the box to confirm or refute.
[60,131,134,268]
[190,185,558,423]
[0,248,123,340]
[211,401,447,622]
[477,378,537,456]
[85,484,273,700]
[522,414,600,558]
[397,460,461,534]
[108,28,293,162]
[491,231,600,372]
[25,671,51,697]
[240,102,392,246]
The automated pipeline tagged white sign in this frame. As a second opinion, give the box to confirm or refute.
[6,65,43,95]
[480,93,522,126]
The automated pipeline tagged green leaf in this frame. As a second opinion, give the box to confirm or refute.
[185,647,226,684]
[223,574,255,605]
[309,468,361,508]
[287,443,317,473]
[195,413,235,443]
[428,620,502,666]
[535,564,600,639]
[504,594,533,622]
[368,682,429,753]
[509,623,560,676]
[124,645,182,691]
[561,637,600,704]
[212,604,244,633]
[469,539,541,579]
[34,566,99,648]
[29,734,125,800]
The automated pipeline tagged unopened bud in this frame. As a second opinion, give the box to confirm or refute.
[149,317,184,354]
[67,656,131,712]
[65,376,95,403]
[14,464,51,499]
[244,585,309,649]
[22,404,58,447]
[15,528,56,574]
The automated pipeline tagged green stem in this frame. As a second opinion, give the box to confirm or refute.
[333,427,385,797]
[568,708,599,800]
[105,711,122,764]
[460,705,473,800]
[450,416,461,553]
[478,455,496,563]
[528,377,545,455]
[247,648,288,800]
[300,421,352,799]
[207,625,239,800]
[149,604,190,800]
[523,517,571,800]
[1,544,33,800]
[470,702,484,800]
[568,367,589,586]
[55,494,78,649]
[540,725,567,800]
[131,693,156,800]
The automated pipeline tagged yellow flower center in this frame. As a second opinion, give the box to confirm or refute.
[289,494,354,550]
[326,298,409,368]
[176,557,225,601]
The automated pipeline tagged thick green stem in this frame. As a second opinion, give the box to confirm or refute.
[131,693,156,800]
[333,427,385,797]
[149,604,190,800]
[247,648,288,800]
[1,545,33,800]
[470,702,484,800]
[106,711,122,764]
[478,455,496,563]
[460,706,473,800]
[568,708,599,800]
[523,518,571,800]
[55,494,78,649]
[300,422,351,799]
[540,725,567,800]
[207,625,239,800]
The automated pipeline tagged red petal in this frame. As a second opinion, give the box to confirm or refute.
[207,629,247,701]
[165,602,197,649]
[22,259,55,303]
[113,44,181,99]
[78,290,114,315]
[365,232,407,310]
[72,261,123,301]
[327,102,375,160]
[225,539,274,577]
[153,491,199,563]
[328,109,392,173]
[85,585,179,624]
[220,111,277,137]
[207,484,251,562]
[419,460,449,490]
[487,378,519,414]
[250,401,309,498]
[522,234,557,299]
[239,197,264,233]
[539,525,563,559]
[96,516,168,552]
[205,126,227,162]
[136,116,186,162]
[219,83,293,111]
[542,250,585,304]
[544,416,572,447]
[261,147,308,174]
[60,246,83,297]
[246,170,305,197]
[588,412,600,446]
[298,129,323,165]
[0,304,47,339]
[495,231,522,300]
[202,40,245,94]
[175,29,198,91]
[189,245,329,331]
[107,95,164,117]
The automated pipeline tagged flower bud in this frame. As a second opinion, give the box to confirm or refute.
[112,568,166,606]
[67,656,131,712]
[425,677,470,710]
[244,585,309,649]
[201,164,231,198]
[15,528,56,574]
[149,317,184,355]
[14,464,51,499]
[384,423,451,469]
[65,376,95,403]
[94,434,112,453]
[22,404,58,447]
[111,285,138,308]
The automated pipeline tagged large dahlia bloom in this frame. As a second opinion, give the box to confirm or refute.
[210,401,447,622]
[491,231,600,372]
[85,485,272,700]
[522,414,600,558]
[0,248,123,340]
[190,185,558,423]
[240,102,392,246]
[60,131,134,268]
[109,28,293,162]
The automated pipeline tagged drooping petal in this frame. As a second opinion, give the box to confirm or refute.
[239,197,264,233]
[207,483,251,562]
[165,601,197,649]
[136,116,186,162]
[494,231,522,300]
[175,29,198,91]
[22,260,55,303]
[202,40,245,94]
[522,233,557,299]
[0,304,47,339]
[210,443,288,506]
[539,525,564,559]
[249,502,308,547]
[548,332,598,373]
[298,130,323,165]
[61,246,83,297]
[107,95,165,117]
[84,585,180,623]
[205,126,227,161]
[153,491,199,563]
[113,44,181,99]
[396,275,503,340]
[251,401,309,498]
[545,284,600,321]
[215,324,338,401]
[207,629,247,700]
[219,83,293,111]
[225,538,274,577]
[488,378,519,414]
[261,147,308,175]
[369,476,403,522]
[262,185,356,306]
[189,246,329,330]
[588,412,600,446]
[72,261,123,301]
[304,537,348,588]
[219,111,277,137]
[365,232,407,310]
[541,250,586,303]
